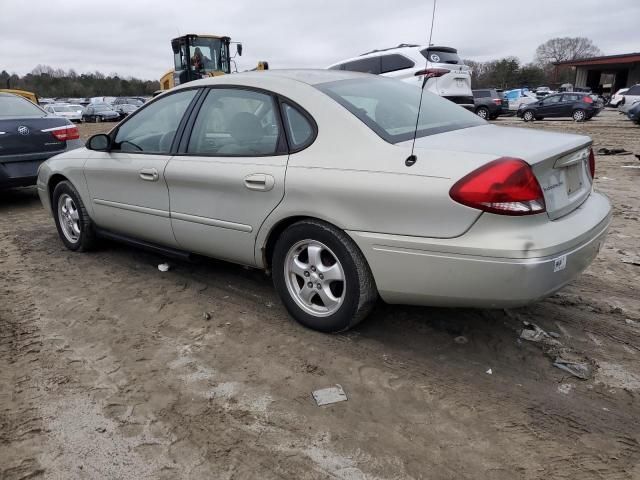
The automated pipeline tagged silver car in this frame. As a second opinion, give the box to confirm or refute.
[37,70,611,332]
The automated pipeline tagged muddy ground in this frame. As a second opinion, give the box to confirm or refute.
[1,109,639,479]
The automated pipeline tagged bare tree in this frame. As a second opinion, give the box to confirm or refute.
[535,37,603,66]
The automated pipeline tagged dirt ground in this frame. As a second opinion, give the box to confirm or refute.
[1,109,639,479]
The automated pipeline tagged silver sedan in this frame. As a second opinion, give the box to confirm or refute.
[37,70,611,332]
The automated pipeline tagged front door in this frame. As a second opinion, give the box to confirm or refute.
[165,87,291,266]
[84,89,199,246]
[538,94,563,117]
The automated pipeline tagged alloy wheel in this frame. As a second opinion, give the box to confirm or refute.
[57,194,81,243]
[284,239,345,317]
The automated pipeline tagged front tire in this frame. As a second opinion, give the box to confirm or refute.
[272,220,377,332]
[522,110,535,122]
[52,181,96,252]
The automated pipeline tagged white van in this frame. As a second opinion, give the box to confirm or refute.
[328,44,473,109]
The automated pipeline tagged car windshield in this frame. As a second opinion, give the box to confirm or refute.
[0,95,45,117]
[315,77,484,143]
[93,104,112,111]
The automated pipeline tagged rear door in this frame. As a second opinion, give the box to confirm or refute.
[165,87,295,266]
[83,88,199,246]
[560,93,581,116]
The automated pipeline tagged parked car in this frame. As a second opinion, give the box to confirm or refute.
[0,92,81,189]
[113,97,144,108]
[609,88,629,107]
[114,103,139,120]
[534,86,552,98]
[618,84,640,113]
[81,103,120,123]
[328,44,474,109]
[37,70,611,333]
[627,101,640,124]
[67,104,85,115]
[518,93,599,122]
[472,89,504,119]
[44,104,82,123]
[504,89,538,112]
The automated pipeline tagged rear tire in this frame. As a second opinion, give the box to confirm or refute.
[272,219,377,333]
[52,181,97,252]
[573,109,586,122]
[475,106,489,119]
[523,110,535,122]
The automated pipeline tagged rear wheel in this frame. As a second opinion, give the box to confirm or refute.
[573,109,586,122]
[475,106,489,119]
[523,110,535,122]
[52,181,96,252]
[272,220,377,332]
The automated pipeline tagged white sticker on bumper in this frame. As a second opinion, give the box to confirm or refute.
[554,255,567,273]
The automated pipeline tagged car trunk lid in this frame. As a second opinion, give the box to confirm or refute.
[405,125,593,220]
[0,117,69,157]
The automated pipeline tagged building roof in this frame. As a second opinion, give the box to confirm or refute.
[556,52,640,67]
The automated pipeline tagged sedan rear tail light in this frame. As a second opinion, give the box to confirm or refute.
[582,96,594,104]
[49,125,80,141]
[450,158,546,216]
[588,148,595,178]
[414,68,450,78]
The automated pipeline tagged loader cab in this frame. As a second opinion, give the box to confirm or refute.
[171,35,238,86]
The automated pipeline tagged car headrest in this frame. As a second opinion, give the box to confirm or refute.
[228,112,264,143]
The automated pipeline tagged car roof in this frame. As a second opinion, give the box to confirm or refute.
[175,69,373,89]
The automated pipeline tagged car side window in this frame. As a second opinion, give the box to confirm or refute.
[282,103,314,150]
[113,89,197,154]
[187,88,281,156]
[625,85,640,95]
[341,57,381,74]
[542,95,561,105]
[562,94,580,102]
[380,54,415,74]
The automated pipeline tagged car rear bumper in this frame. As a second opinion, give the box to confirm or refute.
[347,192,611,308]
[0,151,62,188]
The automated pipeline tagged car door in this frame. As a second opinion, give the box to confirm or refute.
[165,87,293,266]
[538,94,563,117]
[560,93,581,116]
[83,88,199,247]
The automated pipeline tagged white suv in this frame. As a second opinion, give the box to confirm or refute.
[328,44,473,109]
[618,84,640,113]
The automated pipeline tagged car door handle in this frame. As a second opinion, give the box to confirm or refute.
[244,174,274,191]
[139,168,159,182]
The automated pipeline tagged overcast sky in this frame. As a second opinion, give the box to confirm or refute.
[1,0,638,81]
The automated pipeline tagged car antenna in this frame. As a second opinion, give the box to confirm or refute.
[408,0,437,166]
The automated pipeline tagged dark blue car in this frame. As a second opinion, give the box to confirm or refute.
[0,93,82,188]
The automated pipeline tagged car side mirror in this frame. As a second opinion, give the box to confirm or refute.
[87,134,111,152]
[237,43,243,56]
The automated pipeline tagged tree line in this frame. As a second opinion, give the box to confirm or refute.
[465,37,602,90]
[0,65,160,98]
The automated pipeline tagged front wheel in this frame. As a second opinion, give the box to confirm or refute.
[573,109,586,122]
[522,110,535,122]
[52,181,97,252]
[272,220,377,332]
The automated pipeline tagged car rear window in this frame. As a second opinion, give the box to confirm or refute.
[315,76,484,144]
[338,57,381,75]
[421,48,461,65]
[0,95,46,117]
